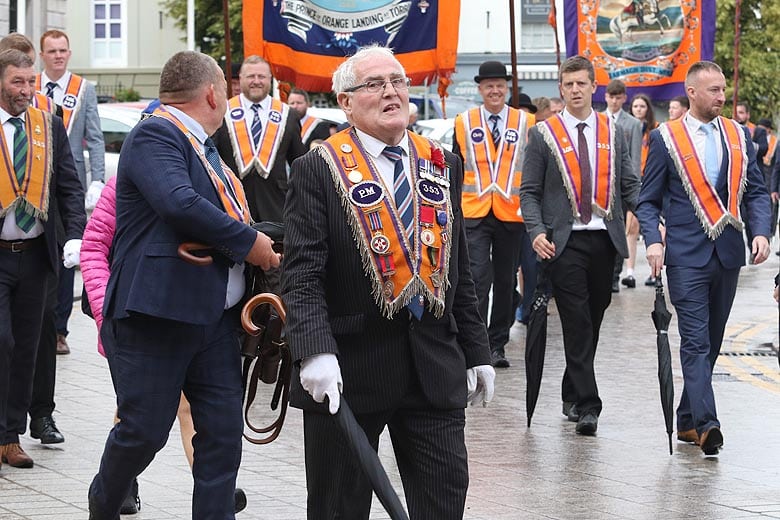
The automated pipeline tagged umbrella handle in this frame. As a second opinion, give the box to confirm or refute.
[242,293,287,335]
[177,242,213,266]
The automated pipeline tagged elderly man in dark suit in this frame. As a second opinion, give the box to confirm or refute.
[636,61,771,455]
[0,49,85,469]
[520,55,640,436]
[282,45,495,520]
[87,51,280,519]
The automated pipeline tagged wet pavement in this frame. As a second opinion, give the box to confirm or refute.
[1,243,780,519]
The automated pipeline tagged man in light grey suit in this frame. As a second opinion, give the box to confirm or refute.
[520,56,640,436]
[38,29,106,356]
[604,79,643,291]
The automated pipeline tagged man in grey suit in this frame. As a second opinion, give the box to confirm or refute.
[520,56,640,435]
[282,45,495,519]
[603,79,643,291]
[38,29,106,355]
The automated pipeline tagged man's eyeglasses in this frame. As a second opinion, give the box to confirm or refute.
[344,77,411,94]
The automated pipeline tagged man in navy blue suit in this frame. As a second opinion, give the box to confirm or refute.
[88,51,280,519]
[636,61,771,456]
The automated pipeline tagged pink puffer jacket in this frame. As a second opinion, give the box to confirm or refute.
[79,176,116,356]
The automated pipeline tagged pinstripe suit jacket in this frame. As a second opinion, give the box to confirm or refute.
[281,140,492,415]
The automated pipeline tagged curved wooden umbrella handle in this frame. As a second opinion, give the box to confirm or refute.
[177,242,213,266]
[241,293,287,335]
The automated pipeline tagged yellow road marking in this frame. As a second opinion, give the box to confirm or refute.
[717,357,780,394]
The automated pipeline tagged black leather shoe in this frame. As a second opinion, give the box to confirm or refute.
[30,416,65,444]
[491,351,510,368]
[120,478,141,515]
[562,401,574,417]
[611,280,620,293]
[700,427,723,456]
[234,487,247,513]
[621,275,636,288]
[575,412,598,435]
[644,275,657,286]
[567,404,580,422]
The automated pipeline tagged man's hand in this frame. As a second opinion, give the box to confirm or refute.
[245,231,281,270]
[85,180,105,210]
[299,353,343,414]
[771,192,779,202]
[532,233,555,260]
[63,239,82,268]
[646,242,664,278]
[466,365,495,407]
[751,235,770,265]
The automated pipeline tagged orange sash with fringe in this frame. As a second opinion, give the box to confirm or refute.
[300,116,322,144]
[539,113,615,220]
[225,96,289,179]
[0,108,53,220]
[32,93,54,114]
[152,106,250,224]
[321,130,452,319]
[660,116,746,238]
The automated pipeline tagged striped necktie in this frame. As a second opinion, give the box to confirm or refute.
[9,118,35,232]
[381,146,423,320]
[45,81,57,99]
[250,103,263,146]
[489,114,501,145]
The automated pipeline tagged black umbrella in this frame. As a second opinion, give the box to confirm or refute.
[651,276,675,455]
[331,398,409,520]
[525,229,553,427]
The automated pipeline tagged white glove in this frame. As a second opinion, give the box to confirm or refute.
[63,239,82,268]
[85,180,105,210]
[299,353,343,414]
[466,365,495,407]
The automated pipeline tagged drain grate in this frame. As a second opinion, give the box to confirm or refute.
[720,351,778,357]
[712,373,739,381]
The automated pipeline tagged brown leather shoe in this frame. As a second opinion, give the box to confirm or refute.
[700,427,723,456]
[56,334,70,355]
[1,443,34,468]
[677,429,700,445]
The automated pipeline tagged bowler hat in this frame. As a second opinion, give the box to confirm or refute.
[474,61,511,83]
[758,118,773,130]
[517,93,537,114]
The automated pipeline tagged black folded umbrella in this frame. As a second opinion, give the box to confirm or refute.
[525,229,553,428]
[651,276,675,455]
[331,398,409,520]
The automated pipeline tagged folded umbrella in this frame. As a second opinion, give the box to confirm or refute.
[651,276,675,455]
[525,228,553,427]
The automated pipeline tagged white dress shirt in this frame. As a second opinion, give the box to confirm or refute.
[355,128,412,197]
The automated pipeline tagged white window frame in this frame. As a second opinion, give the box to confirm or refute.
[91,0,127,67]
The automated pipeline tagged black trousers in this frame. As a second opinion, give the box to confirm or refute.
[549,231,616,416]
[0,239,48,444]
[29,270,59,420]
[465,211,524,354]
[302,389,468,520]
[55,263,74,335]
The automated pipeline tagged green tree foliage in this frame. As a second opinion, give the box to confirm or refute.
[160,0,244,66]
[715,0,780,122]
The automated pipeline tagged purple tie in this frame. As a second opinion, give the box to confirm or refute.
[576,122,592,224]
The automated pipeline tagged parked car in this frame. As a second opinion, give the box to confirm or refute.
[85,102,145,181]
[409,94,476,120]
[415,118,455,151]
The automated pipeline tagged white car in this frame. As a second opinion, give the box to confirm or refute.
[85,102,146,181]
[415,118,455,152]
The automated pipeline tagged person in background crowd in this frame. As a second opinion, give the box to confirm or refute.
[287,87,331,148]
[532,96,552,121]
[603,80,642,293]
[520,55,639,436]
[0,48,86,470]
[38,29,105,356]
[636,60,771,456]
[549,96,564,114]
[630,92,659,286]
[668,95,689,121]
[282,44,494,519]
[453,60,535,368]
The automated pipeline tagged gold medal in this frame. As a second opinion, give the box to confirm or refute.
[421,228,435,246]
[348,170,363,183]
[383,280,394,298]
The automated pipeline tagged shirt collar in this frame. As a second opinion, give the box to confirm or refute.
[562,107,596,129]
[163,104,208,145]
[482,105,508,122]
[240,93,270,113]
[684,112,720,134]
[0,106,24,125]
[355,127,410,160]
[40,70,70,91]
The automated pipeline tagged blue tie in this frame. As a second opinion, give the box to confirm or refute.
[489,114,500,145]
[250,103,262,146]
[9,118,34,232]
[701,122,720,184]
[382,145,423,320]
[45,81,56,99]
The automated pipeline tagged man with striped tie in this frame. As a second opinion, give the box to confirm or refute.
[282,45,494,520]
[0,49,85,470]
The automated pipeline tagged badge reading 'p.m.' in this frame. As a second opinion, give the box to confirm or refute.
[349,180,385,207]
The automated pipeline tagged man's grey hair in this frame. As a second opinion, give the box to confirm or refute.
[332,45,405,94]
[0,48,33,77]
[159,51,222,103]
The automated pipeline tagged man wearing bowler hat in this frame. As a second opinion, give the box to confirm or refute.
[453,60,535,368]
